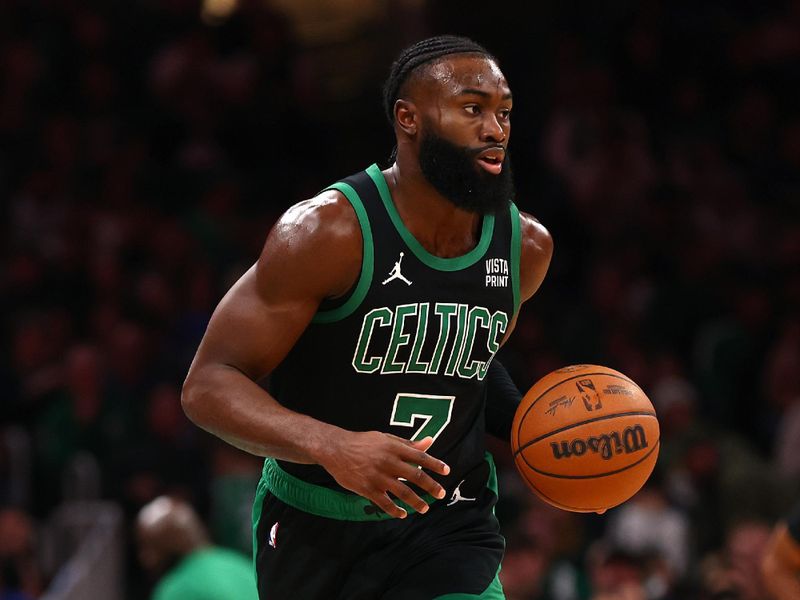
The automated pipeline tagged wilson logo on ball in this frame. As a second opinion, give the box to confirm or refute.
[550,425,649,460]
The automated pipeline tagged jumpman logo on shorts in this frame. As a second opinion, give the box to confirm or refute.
[447,480,476,506]
[382,252,412,286]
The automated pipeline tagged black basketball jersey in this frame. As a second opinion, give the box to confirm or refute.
[269,163,521,493]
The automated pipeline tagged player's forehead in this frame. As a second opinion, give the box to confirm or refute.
[422,54,510,99]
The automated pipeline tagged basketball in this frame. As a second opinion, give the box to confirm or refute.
[510,364,659,513]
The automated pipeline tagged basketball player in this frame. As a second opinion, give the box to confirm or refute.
[761,502,800,600]
[182,35,553,598]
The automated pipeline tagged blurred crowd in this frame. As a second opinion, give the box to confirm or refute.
[1,0,799,599]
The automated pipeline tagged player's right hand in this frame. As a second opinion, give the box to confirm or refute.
[317,431,450,519]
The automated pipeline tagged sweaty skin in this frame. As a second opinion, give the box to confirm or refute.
[182,54,553,519]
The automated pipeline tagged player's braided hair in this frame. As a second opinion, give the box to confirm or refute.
[382,35,495,124]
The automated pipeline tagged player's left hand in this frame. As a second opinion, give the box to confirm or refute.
[315,430,450,519]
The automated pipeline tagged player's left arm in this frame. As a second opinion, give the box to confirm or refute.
[485,211,553,441]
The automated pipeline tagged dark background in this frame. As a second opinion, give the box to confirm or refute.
[2,1,799,598]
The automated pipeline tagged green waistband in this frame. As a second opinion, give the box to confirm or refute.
[261,454,498,522]
[260,458,437,521]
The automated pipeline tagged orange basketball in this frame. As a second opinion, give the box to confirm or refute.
[510,364,659,513]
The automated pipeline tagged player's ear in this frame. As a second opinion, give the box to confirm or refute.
[394,99,418,136]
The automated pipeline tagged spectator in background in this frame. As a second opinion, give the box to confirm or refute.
[700,519,772,600]
[135,496,257,600]
[499,533,550,600]
[604,472,689,595]
[586,542,647,600]
[509,500,591,600]
[761,502,800,600]
[0,508,43,600]
[773,401,800,482]
[34,344,110,483]
[207,440,261,557]
[109,383,209,521]
[33,343,130,514]
[766,315,800,480]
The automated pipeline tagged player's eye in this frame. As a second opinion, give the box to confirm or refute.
[499,109,511,120]
[465,105,481,115]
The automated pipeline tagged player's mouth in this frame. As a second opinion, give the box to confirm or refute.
[475,147,505,175]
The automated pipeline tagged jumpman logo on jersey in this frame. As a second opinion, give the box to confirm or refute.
[382,252,412,286]
[447,480,477,506]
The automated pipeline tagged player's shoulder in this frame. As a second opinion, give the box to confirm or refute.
[516,209,553,260]
[264,188,362,258]
[257,188,363,297]
[275,188,361,243]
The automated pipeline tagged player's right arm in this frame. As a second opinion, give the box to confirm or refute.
[181,191,448,519]
[761,521,800,600]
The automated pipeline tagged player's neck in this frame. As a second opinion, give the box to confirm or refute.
[384,162,483,259]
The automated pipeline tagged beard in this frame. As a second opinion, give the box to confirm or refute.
[418,129,515,215]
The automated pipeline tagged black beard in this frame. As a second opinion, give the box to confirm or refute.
[418,131,515,215]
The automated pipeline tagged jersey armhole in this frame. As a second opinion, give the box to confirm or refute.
[312,182,374,324]
[509,201,521,319]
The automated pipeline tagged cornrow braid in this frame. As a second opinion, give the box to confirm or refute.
[382,35,495,124]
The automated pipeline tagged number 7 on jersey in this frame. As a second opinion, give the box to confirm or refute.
[390,393,455,443]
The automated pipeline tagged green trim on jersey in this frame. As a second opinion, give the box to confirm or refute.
[312,181,374,324]
[260,458,436,521]
[366,164,496,272]
[485,452,499,495]
[509,202,521,319]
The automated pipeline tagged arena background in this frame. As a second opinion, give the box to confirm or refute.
[2,0,800,598]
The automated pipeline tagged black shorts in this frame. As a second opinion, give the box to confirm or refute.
[252,454,506,599]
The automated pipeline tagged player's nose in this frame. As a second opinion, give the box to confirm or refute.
[480,113,506,143]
